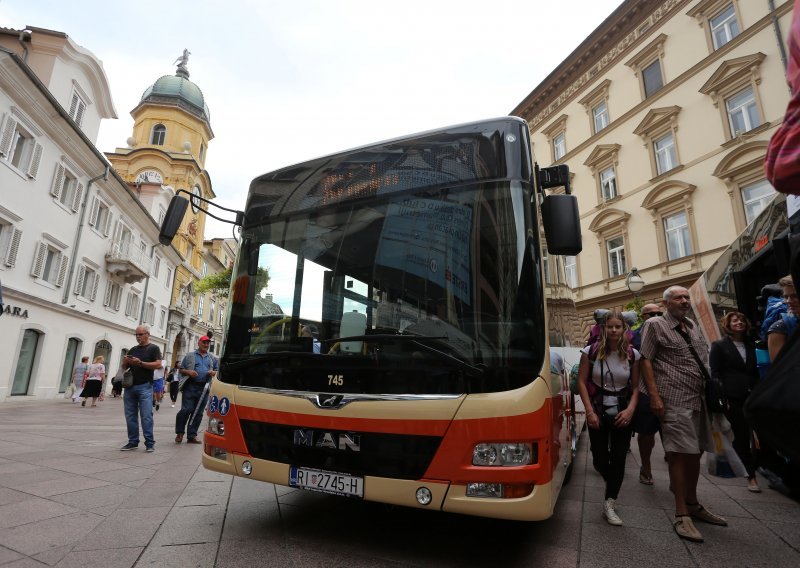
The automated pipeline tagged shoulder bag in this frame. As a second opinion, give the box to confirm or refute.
[122,368,134,389]
[676,327,727,413]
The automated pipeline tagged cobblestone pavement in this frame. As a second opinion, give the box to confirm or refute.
[0,397,798,567]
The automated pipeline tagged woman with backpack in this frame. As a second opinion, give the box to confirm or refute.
[577,310,641,526]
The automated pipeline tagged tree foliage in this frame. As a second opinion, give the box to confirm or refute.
[195,267,269,298]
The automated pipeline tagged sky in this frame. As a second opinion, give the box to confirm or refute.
[0,0,623,239]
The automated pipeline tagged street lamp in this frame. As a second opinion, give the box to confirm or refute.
[625,267,645,296]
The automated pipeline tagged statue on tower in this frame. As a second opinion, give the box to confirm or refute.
[174,49,191,77]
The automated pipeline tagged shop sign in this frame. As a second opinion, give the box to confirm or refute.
[754,234,770,253]
[3,304,29,318]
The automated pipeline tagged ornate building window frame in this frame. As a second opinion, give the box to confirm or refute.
[588,208,631,285]
[584,144,621,205]
[712,140,776,232]
[578,79,612,135]
[687,0,743,53]
[640,180,699,270]
[625,33,667,100]
[542,114,568,163]
[633,106,682,180]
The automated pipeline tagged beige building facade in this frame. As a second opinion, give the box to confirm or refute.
[513,0,793,337]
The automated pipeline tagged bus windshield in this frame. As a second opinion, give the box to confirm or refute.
[221,119,546,395]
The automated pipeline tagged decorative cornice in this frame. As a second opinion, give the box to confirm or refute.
[633,105,682,136]
[698,52,766,95]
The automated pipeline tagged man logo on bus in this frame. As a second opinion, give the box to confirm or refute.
[293,429,361,452]
[316,394,345,408]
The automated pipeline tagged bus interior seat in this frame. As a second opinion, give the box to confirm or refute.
[340,311,367,353]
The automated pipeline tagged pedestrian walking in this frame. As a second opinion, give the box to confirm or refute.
[168,365,180,407]
[631,303,665,486]
[767,275,798,362]
[120,325,162,452]
[176,336,218,444]
[70,356,89,403]
[641,286,728,543]
[577,310,640,526]
[81,355,105,407]
[709,312,761,492]
[152,358,167,412]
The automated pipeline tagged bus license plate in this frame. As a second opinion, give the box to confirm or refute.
[289,466,364,498]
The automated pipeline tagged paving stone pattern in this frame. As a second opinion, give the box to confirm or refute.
[0,398,798,567]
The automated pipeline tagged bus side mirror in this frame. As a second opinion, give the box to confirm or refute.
[541,194,582,255]
[159,196,190,245]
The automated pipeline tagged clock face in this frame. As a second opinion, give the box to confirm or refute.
[135,170,163,184]
[191,186,202,213]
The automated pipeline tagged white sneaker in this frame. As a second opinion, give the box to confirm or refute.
[171,404,175,408]
[604,498,623,526]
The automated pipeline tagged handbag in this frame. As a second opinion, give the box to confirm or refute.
[122,369,134,389]
[675,327,728,413]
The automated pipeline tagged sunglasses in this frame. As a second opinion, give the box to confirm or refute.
[642,312,663,317]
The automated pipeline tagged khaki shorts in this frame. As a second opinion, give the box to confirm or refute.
[660,406,713,454]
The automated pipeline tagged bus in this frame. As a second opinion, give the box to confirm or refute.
[160,117,583,520]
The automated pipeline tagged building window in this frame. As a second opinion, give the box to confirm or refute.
[159,308,167,329]
[741,179,776,224]
[726,87,760,137]
[564,256,578,288]
[88,197,112,236]
[641,180,699,267]
[68,91,87,128]
[219,306,225,326]
[152,256,161,278]
[710,4,740,49]
[600,166,617,200]
[197,294,205,317]
[592,101,610,133]
[625,34,667,100]
[199,142,205,163]
[157,206,166,226]
[125,292,141,318]
[643,60,664,98]
[50,163,84,212]
[654,133,678,175]
[700,53,766,141]
[552,133,566,161]
[0,114,43,179]
[606,236,627,278]
[104,281,122,311]
[165,266,173,288]
[210,300,216,323]
[0,219,22,268]
[31,240,68,286]
[664,211,693,260]
[542,115,568,163]
[11,329,41,395]
[201,261,208,277]
[151,124,166,145]
[186,242,194,266]
[75,264,99,301]
[145,301,156,325]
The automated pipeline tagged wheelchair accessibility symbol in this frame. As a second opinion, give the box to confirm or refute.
[208,395,219,414]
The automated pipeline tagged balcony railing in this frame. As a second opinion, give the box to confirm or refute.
[105,242,151,284]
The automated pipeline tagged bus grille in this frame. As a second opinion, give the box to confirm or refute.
[239,420,442,480]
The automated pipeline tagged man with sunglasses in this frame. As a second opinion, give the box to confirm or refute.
[631,304,664,486]
[120,325,162,452]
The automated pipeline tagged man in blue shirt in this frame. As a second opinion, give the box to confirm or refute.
[175,336,218,444]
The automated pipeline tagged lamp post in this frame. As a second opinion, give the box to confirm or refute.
[625,267,645,297]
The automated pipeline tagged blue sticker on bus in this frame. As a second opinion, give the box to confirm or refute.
[219,397,230,416]
[208,395,219,414]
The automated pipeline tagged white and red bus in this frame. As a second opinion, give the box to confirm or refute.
[161,117,584,520]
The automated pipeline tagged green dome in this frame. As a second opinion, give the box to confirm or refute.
[140,72,210,123]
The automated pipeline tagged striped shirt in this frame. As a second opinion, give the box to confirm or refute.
[640,311,709,412]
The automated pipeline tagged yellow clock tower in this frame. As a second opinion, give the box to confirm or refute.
[105,50,215,363]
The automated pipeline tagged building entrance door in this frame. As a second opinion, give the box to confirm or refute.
[12,329,40,395]
[59,338,82,392]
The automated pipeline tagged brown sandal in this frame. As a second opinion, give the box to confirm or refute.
[673,515,704,542]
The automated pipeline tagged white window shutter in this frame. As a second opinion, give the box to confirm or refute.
[26,143,43,179]
[75,100,86,128]
[71,182,84,212]
[90,273,99,301]
[74,265,86,295]
[112,220,122,243]
[31,241,47,277]
[4,228,22,267]
[88,198,99,226]
[114,287,122,310]
[103,282,112,306]
[125,292,132,316]
[0,116,17,157]
[56,253,69,287]
[51,164,65,198]
[69,94,78,119]
[102,212,112,236]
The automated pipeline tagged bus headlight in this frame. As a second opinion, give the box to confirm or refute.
[208,418,225,436]
[472,443,534,466]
